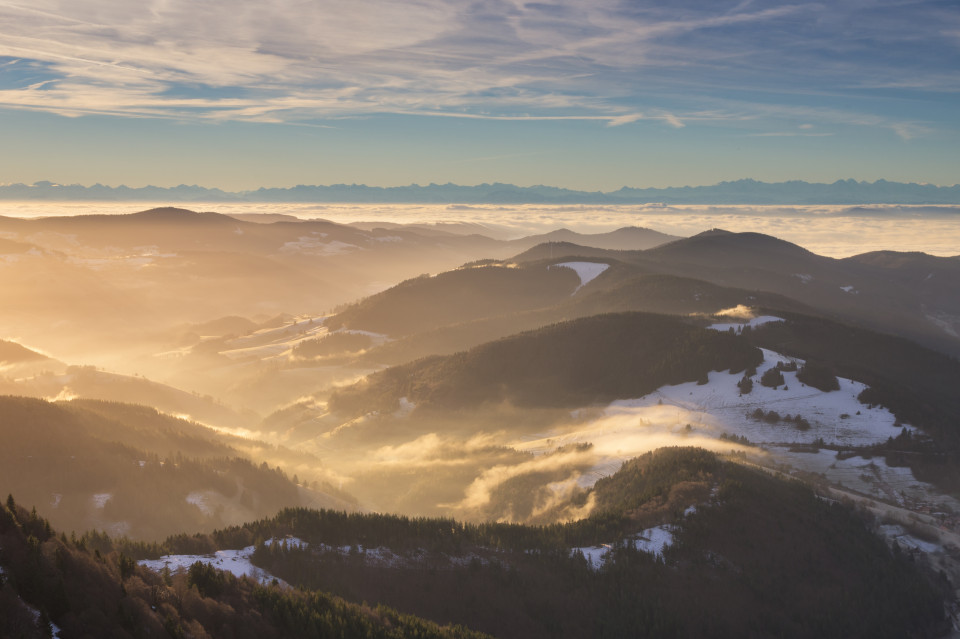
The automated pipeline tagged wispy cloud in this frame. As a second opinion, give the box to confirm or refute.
[749,131,834,137]
[0,0,954,139]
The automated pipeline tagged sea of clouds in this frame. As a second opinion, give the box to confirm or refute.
[3,201,958,258]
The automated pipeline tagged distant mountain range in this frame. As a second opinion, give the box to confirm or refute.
[3,178,960,204]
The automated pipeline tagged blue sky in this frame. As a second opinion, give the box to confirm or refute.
[0,0,957,190]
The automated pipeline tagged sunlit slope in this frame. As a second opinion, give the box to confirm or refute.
[0,364,258,430]
[330,312,762,415]
[325,264,581,336]
[0,396,320,539]
[0,210,686,373]
[0,339,49,365]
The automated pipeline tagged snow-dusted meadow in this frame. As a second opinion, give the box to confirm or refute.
[137,536,496,584]
[138,537,309,586]
[515,315,943,513]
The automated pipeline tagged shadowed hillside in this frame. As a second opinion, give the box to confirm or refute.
[130,448,949,639]
[331,312,763,414]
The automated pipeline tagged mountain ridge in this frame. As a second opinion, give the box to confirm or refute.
[4,179,960,204]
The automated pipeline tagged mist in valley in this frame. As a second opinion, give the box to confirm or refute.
[2,203,959,542]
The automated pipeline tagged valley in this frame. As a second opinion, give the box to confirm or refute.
[2,205,960,637]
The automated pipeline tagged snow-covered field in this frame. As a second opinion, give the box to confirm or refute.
[608,347,904,448]
[515,316,934,512]
[138,537,492,583]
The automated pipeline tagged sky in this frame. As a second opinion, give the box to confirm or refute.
[0,0,958,191]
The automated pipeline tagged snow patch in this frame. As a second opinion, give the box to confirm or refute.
[280,237,359,255]
[394,397,416,417]
[341,329,391,344]
[794,273,813,284]
[608,347,905,448]
[574,525,675,569]
[91,493,112,509]
[264,536,309,550]
[549,262,610,293]
[840,285,858,294]
[186,491,216,516]
[23,599,62,637]
[516,346,912,494]
[877,524,942,554]
[925,313,959,338]
[708,316,784,333]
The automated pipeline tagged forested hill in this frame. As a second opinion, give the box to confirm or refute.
[107,448,947,639]
[0,396,303,539]
[330,312,763,414]
[325,264,581,337]
[0,496,489,639]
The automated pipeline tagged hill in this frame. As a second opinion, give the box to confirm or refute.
[608,231,960,358]
[0,496,487,639]
[336,264,811,368]
[325,265,581,337]
[330,312,762,414]
[0,364,258,430]
[126,448,948,639]
[0,396,307,539]
[508,226,680,252]
[0,340,51,365]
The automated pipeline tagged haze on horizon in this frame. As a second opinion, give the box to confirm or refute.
[0,0,958,191]
[3,200,960,259]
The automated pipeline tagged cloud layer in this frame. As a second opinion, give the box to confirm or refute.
[3,201,958,257]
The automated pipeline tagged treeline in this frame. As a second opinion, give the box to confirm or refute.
[0,495,489,639]
[331,312,763,414]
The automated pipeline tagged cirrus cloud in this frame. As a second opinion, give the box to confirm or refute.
[0,0,954,138]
